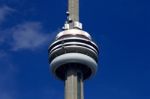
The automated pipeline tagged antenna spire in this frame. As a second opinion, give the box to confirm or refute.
[63,0,82,30]
[68,0,79,22]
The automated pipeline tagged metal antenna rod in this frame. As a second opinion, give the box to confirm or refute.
[63,0,82,30]
[68,0,79,22]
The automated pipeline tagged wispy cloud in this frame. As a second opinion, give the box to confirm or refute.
[0,5,14,23]
[0,21,54,51]
[0,5,55,52]
[10,22,51,51]
[0,5,14,44]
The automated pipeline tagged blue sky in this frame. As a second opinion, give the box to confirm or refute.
[0,0,150,99]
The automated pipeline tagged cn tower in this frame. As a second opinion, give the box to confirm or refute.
[48,0,99,99]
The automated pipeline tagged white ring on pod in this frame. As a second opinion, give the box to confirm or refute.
[50,53,97,80]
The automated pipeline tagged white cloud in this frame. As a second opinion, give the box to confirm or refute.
[0,5,14,44]
[0,5,14,23]
[10,22,51,51]
[0,6,55,51]
[0,21,54,51]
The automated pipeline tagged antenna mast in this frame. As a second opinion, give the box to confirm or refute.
[64,0,82,30]
[68,0,79,22]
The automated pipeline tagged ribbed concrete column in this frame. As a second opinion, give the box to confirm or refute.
[80,76,84,99]
[65,68,83,99]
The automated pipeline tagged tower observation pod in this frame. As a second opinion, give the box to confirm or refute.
[48,0,99,99]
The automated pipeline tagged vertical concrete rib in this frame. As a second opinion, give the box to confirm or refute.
[65,68,84,99]
[77,71,83,99]
[65,69,77,99]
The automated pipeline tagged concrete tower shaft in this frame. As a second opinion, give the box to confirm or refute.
[65,67,84,99]
[48,0,99,99]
